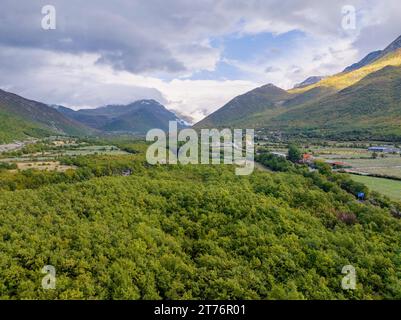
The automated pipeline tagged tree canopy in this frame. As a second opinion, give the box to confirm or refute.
[0,145,401,299]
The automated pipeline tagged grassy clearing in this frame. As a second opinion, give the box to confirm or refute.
[312,147,370,158]
[307,145,401,178]
[351,175,401,201]
[14,161,76,172]
[342,157,401,179]
[266,144,401,179]
[344,157,401,168]
[351,167,401,179]
[1,142,130,173]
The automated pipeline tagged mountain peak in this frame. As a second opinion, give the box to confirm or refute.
[254,83,286,93]
[194,83,291,128]
[259,83,282,90]
[57,99,187,134]
[135,99,162,106]
[344,34,401,73]
[293,76,325,89]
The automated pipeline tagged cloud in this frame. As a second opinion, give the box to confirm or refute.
[0,0,370,76]
[158,79,256,122]
[265,66,281,73]
[0,0,400,122]
[0,45,255,123]
[0,0,226,75]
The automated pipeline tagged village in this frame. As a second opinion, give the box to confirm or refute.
[256,139,401,201]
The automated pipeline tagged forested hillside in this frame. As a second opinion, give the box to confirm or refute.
[267,65,401,140]
[0,89,92,143]
[0,109,54,143]
[1,145,401,299]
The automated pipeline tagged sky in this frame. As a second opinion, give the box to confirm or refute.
[0,0,401,123]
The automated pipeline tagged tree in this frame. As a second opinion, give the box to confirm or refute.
[287,144,302,163]
[314,160,332,176]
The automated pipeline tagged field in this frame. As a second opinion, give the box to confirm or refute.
[304,145,401,179]
[14,161,76,172]
[59,145,130,157]
[351,175,401,201]
[261,142,401,200]
[0,140,130,173]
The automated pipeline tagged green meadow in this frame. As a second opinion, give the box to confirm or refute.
[351,174,401,201]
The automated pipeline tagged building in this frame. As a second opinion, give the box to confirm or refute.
[301,153,314,164]
[368,146,400,153]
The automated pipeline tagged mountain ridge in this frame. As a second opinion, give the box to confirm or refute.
[293,76,325,89]
[0,89,93,143]
[57,99,188,134]
[195,84,291,128]
[195,33,401,140]
[343,35,401,73]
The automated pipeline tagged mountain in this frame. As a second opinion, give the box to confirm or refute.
[343,35,401,72]
[195,83,335,129]
[0,91,186,143]
[196,84,291,128]
[269,65,401,139]
[58,100,188,134]
[195,34,401,140]
[0,89,92,143]
[291,47,401,94]
[53,105,111,129]
[293,76,325,88]
[343,50,382,73]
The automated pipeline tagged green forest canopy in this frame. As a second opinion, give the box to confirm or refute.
[0,143,401,299]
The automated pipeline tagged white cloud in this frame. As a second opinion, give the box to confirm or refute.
[158,79,256,122]
[0,0,400,123]
[222,34,360,89]
[0,46,256,123]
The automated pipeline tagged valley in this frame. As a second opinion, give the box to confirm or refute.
[196,35,401,141]
[1,137,401,299]
[257,140,401,199]
[1,10,401,301]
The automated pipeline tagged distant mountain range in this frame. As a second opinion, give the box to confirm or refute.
[0,89,187,143]
[196,34,401,140]
[3,34,401,143]
[55,100,188,134]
